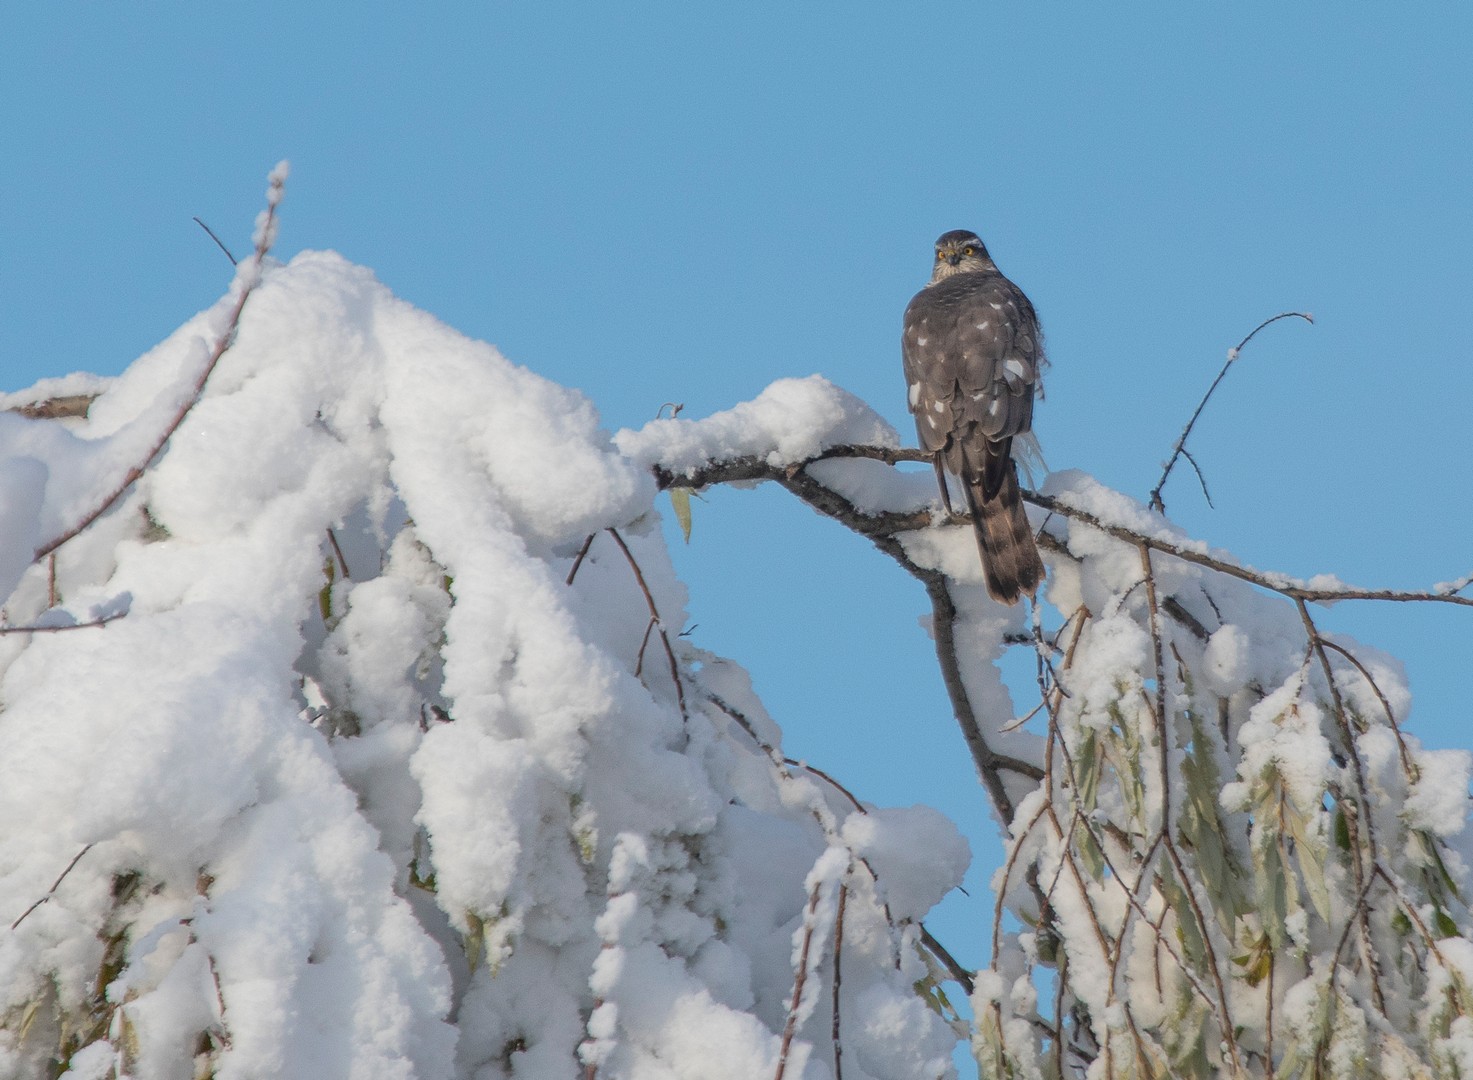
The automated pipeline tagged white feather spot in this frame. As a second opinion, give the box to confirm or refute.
[908,383,920,406]
[925,415,939,429]
[932,400,946,413]
[989,302,1004,311]
[1004,358,1027,380]
[974,321,990,331]
[916,337,929,346]
[971,392,987,401]
[987,399,1002,416]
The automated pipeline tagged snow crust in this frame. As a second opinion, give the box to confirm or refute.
[0,252,961,1079]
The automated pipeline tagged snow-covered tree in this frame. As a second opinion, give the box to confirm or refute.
[1,170,1469,1079]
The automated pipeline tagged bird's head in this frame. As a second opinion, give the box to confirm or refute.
[930,229,994,282]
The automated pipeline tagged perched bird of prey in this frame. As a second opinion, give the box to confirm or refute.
[902,229,1046,603]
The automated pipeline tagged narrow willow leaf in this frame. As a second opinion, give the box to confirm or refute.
[1075,730,1101,815]
[463,911,485,974]
[1284,805,1333,925]
[1076,825,1105,882]
[670,486,693,543]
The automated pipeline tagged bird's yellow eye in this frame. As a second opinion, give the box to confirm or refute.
[963,246,976,257]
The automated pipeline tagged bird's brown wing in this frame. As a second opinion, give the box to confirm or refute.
[903,270,1045,602]
[902,271,1042,468]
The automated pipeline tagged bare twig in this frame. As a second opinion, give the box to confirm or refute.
[704,692,902,940]
[35,165,288,562]
[604,527,687,720]
[832,881,847,1080]
[192,217,238,265]
[775,878,827,1080]
[10,843,96,930]
[1179,446,1214,509]
[0,612,126,636]
[1318,637,1417,778]
[326,528,351,579]
[1139,545,1171,832]
[919,923,974,997]
[1149,311,1313,513]
[565,533,596,586]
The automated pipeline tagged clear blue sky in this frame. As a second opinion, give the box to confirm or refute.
[5,3,1471,988]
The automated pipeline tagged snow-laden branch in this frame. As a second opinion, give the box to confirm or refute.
[625,381,1473,1077]
[651,442,1473,611]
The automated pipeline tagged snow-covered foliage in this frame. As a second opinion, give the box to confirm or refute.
[0,247,964,1079]
[2,181,1469,1079]
[962,472,1473,1079]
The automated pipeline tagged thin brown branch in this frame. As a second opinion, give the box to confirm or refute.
[657,448,1473,608]
[774,879,826,1080]
[1178,446,1215,509]
[704,692,902,940]
[604,527,687,720]
[1139,545,1171,833]
[1296,600,1380,868]
[326,528,351,580]
[832,881,847,1080]
[1161,836,1242,1071]
[634,616,656,678]
[193,216,238,265]
[0,612,126,636]
[784,758,866,815]
[10,843,96,930]
[919,923,974,997]
[565,533,596,586]
[35,167,288,562]
[991,800,1049,965]
[1318,637,1416,778]
[1027,489,1473,610]
[1149,311,1313,513]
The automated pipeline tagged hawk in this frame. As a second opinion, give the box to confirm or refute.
[902,229,1045,604]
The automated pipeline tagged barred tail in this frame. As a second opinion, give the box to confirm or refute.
[964,463,1044,604]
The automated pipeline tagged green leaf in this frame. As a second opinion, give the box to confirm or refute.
[1283,803,1332,925]
[318,556,336,621]
[670,487,694,543]
[1076,825,1105,882]
[1074,730,1101,815]
[1162,862,1208,966]
[463,911,485,974]
[1333,805,1351,851]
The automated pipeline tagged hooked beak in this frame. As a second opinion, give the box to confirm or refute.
[944,251,960,266]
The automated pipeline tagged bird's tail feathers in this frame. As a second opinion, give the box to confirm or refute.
[964,465,1044,605]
